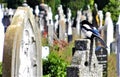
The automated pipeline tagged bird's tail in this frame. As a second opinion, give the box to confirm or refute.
[92,34,107,48]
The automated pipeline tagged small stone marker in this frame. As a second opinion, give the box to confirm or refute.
[95,47,108,77]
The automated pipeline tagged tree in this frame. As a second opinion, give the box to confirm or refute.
[61,0,94,17]
[44,0,61,17]
[5,0,24,9]
[103,0,120,23]
[94,0,109,10]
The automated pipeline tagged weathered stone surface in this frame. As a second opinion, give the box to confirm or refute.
[2,6,42,77]
[67,39,103,77]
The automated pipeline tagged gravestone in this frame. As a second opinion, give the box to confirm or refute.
[0,6,4,62]
[116,15,120,77]
[58,5,66,41]
[42,46,49,59]
[35,5,39,16]
[47,7,54,46]
[2,6,42,77]
[95,47,108,77]
[67,39,103,77]
[98,10,104,42]
[67,8,72,43]
[98,11,103,28]
[54,14,59,34]
[76,10,82,37]
[104,12,114,55]
[87,5,93,23]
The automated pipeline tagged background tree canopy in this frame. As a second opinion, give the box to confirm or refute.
[5,0,24,9]
[0,0,120,23]
[103,0,120,23]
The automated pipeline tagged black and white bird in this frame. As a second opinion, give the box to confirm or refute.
[80,20,107,48]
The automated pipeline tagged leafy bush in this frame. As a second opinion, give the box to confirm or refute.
[43,52,68,77]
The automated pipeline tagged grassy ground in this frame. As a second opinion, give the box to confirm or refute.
[54,41,117,77]
[0,38,117,77]
[107,53,117,77]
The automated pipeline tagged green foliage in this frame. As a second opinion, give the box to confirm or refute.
[44,0,61,17]
[43,52,68,77]
[66,0,85,17]
[61,0,94,17]
[5,0,24,8]
[0,0,4,3]
[0,64,1,75]
[103,0,120,23]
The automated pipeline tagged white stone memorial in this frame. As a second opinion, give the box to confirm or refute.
[35,5,39,16]
[42,46,49,59]
[47,7,54,46]
[104,12,114,55]
[0,6,4,62]
[67,8,72,42]
[76,10,82,36]
[2,7,42,77]
[58,5,66,41]
[54,14,59,33]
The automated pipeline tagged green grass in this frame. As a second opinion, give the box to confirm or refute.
[107,53,117,77]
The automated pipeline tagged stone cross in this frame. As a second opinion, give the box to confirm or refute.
[116,15,120,77]
[0,6,4,62]
[104,12,114,55]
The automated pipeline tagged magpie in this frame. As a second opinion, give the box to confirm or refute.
[80,20,107,48]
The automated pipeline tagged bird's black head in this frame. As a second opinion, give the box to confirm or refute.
[80,20,93,27]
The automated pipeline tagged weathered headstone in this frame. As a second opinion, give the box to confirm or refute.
[58,5,66,41]
[0,6,4,62]
[67,39,103,77]
[2,6,42,77]
[47,7,54,46]
[104,12,114,55]
[116,15,120,77]
[67,8,72,43]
